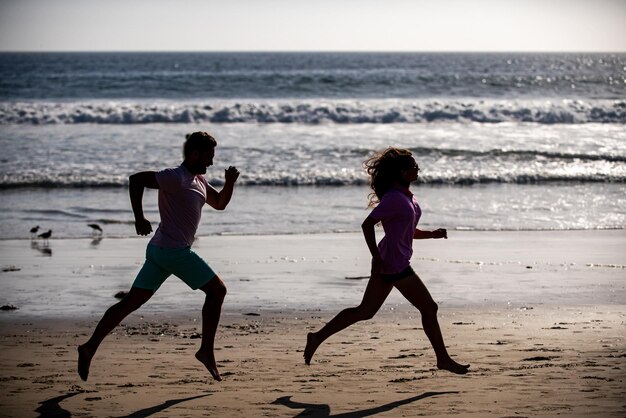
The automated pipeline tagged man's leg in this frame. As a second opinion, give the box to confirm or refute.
[195,275,227,381]
[78,287,153,381]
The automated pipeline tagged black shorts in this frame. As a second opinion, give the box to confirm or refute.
[380,266,415,283]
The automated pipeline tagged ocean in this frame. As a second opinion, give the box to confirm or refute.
[0,52,625,239]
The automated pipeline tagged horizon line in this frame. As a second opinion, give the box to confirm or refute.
[1,49,625,54]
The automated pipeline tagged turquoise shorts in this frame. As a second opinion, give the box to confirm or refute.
[132,244,216,292]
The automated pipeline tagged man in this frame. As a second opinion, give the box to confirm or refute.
[78,131,239,382]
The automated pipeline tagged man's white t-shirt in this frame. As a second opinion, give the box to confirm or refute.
[149,165,210,248]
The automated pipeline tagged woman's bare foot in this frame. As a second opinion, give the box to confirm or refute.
[437,358,470,375]
[304,332,320,365]
[195,350,221,381]
[77,345,93,381]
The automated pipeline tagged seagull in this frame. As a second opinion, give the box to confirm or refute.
[87,223,103,234]
[38,229,52,243]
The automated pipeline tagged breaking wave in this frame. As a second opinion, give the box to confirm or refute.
[1,99,624,125]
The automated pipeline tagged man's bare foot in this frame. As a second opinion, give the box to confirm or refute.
[304,332,319,365]
[77,345,93,381]
[437,358,470,375]
[195,350,221,381]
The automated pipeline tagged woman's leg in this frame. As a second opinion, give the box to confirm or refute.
[393,273,469,374]
[304,275,393,364]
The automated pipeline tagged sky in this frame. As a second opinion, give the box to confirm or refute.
[0,0,625,52]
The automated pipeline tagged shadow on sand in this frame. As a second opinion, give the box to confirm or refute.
[115,394,211,418]
[36,392,210,418]
[30,241,52,256]
[36,392,80,417]
[272,391,459,417]
[90,236,103,247]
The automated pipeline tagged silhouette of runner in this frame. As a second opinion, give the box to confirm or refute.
[305,147,469,375]
[78,131,239,382]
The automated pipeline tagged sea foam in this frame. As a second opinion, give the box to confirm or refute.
[1,99,624,125]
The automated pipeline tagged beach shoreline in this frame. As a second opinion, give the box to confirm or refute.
[1,230,624,318]
[0,230,624,416]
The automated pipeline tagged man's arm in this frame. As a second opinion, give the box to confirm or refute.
[414,228,447,239]
[129,171,159,236]
[206,166,240,210]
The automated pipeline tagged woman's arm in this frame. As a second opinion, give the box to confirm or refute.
[362,216,383,274]
[414,228,447,239]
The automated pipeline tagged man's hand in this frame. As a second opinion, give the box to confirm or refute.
[225,166,240,183]
[433,228,448,239]
[135,218,153,236]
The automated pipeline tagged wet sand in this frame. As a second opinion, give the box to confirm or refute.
[0,231,624,416]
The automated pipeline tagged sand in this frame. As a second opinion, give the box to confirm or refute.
[0,231,624,416]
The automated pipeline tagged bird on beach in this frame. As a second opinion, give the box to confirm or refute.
[29,225,40,238]
[38,229,52,244]
[88,223,103,235]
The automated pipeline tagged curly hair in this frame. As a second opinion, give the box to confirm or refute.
[364,147,416,207]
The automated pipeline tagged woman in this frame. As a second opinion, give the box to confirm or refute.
[304,147,469,374]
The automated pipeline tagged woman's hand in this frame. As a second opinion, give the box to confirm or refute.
[414,228,448,239]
